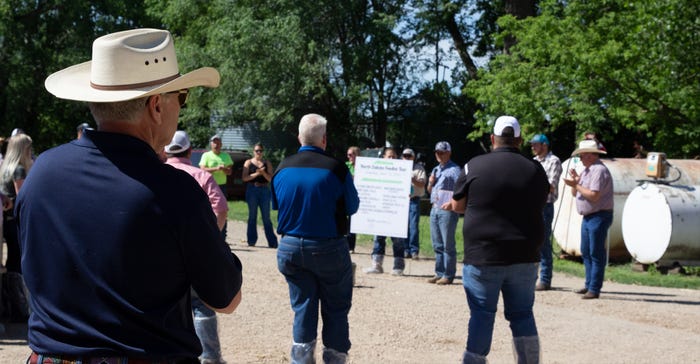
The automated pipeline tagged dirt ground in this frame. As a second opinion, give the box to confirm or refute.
[2,220,700,363]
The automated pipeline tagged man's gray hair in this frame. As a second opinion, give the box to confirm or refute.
[88,97,147,125]
[298,113,327,146]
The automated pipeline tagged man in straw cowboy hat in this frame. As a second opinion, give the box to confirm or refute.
[563,139,613,300]
[15,29,242,363]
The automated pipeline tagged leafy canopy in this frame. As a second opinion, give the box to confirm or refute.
[466,0,700,158]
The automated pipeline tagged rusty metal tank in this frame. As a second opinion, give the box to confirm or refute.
[552,158,700,259]
[622,183,700,265]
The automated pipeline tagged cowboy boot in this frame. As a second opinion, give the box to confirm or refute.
[291,339,317,364]
[512,335,541,364]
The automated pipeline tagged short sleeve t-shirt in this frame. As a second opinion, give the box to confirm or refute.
[199,151,234,185]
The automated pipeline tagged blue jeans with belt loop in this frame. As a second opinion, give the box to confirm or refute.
[580,210,613,295]
[277,235,353,354]
[245,184,278,247]
[538,203,554,285]
[430,206,458,279]
[462,263,539,357]
[407,197,421,256]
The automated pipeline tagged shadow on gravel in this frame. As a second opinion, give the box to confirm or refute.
[596,291,700,306]
[0,322,28,345]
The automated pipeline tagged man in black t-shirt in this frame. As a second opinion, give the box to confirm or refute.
[444,116,548,364]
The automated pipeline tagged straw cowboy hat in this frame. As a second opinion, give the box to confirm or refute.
[45,28,220,102]
[571,139,607,156]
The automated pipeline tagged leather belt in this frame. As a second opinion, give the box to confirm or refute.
[29,352,198,364]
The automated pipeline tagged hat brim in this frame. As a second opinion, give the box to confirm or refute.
[571,148,606,156]
[45,61,220,102]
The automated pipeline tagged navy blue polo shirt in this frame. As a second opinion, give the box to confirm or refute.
[271,146,359,239]
[16,130,242,357]
[453,146,549,265]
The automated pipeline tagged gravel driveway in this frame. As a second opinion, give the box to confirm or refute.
[2,220,699,363]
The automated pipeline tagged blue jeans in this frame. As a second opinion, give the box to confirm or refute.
[462,263,538,356]
[191,293,222,361]
[538,203,554,285]
[581,210,613,295]
[430,206,458,279]
[277,236,353,353]
[372,236,405,258]
[406,197,421,255]
[218,184,228,243]
[246,185,278,247]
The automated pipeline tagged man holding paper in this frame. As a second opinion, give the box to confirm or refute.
[427,141,461,285]
[363,147,407,276]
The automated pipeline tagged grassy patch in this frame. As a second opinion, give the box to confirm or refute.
[228,201,699,289]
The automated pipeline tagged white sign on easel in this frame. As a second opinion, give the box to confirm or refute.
[350,156,412,238]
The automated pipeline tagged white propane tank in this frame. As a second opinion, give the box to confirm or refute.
[622,183,700,265]
[553,158,700,259]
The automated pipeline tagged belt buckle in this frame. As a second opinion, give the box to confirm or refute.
[88,358,122,364]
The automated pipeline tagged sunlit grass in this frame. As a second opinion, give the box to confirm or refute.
[228,200,699,289]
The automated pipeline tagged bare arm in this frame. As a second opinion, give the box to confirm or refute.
[441,196,466,214]
[214,211,227,231]
[260,160,273,182]
[571,184,602,203]
[412,174,426,188]
[427,173,436,194]
[208,290,242,314]
[241,159,253,182]
[563,168,602,202]
[13,179,24,194]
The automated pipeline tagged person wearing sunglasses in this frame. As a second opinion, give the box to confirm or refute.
[242,142,278,248]
[17,28,242,362]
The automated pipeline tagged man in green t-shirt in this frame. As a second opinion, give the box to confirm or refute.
[200,134,233,241]
[199,134,233,186]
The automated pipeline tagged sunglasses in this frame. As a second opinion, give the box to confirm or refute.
[254,149,264,153]
[402,154,413,157]
[169,89,189,107]
[148,89,189,107]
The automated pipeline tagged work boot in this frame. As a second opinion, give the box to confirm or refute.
[363,254,384,274]
[291,339,317,364]
[322,347,348,364]
[393,256,405,272]
[512,335,541,364]
[462,351,488,364]
[436,277,454,285]
[535,282,551,291]
[194,315,224,363]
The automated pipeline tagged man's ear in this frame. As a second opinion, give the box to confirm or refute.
[146,94,164,125]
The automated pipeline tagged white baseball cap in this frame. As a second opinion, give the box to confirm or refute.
[493,116,521,137]
[164,130,191,154]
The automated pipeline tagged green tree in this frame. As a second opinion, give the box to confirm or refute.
[0,0,159,152]
[151,0,413,155]
[466,0,700,158]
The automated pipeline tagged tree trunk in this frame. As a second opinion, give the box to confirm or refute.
[503,0,537,53]
[444,14,479,80]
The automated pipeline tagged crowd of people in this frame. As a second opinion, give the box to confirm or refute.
[0,27,618,364]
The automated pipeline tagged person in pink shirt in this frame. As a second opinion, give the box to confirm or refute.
[165,131,228,230]
[164,130,229,364]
